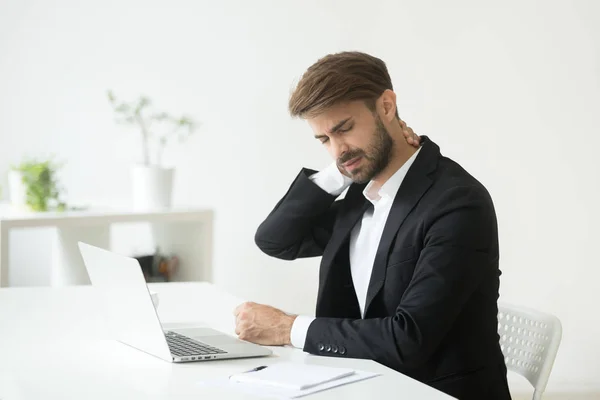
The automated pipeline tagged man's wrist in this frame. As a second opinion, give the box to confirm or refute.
[280,314,297,345]
[309,162,353,196]
[290,315,316,349]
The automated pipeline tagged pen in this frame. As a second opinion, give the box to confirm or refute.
[229,365,267,379]
[243,365,268,373]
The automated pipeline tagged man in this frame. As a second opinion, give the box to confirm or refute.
[234,51,511,400]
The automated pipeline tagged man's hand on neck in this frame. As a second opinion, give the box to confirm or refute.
[400,119,420,148]
[372,119,421,186]
[338,120,420,184]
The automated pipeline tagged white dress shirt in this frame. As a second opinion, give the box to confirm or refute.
[290,147,422,349]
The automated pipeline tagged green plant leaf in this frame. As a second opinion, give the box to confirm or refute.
[151,112,170,121]
[14,158,66,212]
[115,103,131,113]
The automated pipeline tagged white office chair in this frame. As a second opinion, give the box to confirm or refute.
[498,303,562,400]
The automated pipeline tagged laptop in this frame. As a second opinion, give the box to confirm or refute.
[78,242,272,363]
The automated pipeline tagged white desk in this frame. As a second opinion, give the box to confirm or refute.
[0,282,453,399]
[0,206,213,287]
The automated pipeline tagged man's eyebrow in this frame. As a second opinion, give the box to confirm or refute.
[328,117,352,134]
[314,117,352,139]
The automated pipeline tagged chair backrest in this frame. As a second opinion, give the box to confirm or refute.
[498,303,562,400]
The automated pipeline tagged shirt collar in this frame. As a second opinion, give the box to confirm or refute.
[362,146,422,204]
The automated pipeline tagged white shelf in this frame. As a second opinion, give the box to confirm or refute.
[0,204,214,287]
[0,205,212,227]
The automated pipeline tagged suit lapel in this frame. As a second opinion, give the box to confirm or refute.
[321,183,369,265]
[363,137,439,315]
[317,183,369,305]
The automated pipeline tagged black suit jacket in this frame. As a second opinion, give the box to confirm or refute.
[255,136,511,400]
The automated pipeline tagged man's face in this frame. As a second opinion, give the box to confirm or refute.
[307,100,393,184]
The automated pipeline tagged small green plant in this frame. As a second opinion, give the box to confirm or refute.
[107,91,198,167]
[11,158,67,212]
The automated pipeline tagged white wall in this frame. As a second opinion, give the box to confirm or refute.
[1,0,599,395]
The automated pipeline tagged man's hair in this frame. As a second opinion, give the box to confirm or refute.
[288,51,398,119]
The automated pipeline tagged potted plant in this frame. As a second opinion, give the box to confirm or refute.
[8,158,67,212]
[107,91,198,210]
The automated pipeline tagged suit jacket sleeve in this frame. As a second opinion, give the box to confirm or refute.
[304,185,498,371]
[254,168,344,260]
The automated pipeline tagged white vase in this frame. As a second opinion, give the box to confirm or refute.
[130,165,174,211]
[8,170,29,211]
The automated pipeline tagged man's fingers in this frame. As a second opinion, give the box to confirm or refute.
[233,303,243,316]
[234,301,254,316]
[399,119,419,142]
[235,319,248,336]
[402,123,421,147]
[236,321,251,338]
[407,128,416,141]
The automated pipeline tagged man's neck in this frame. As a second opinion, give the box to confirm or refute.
[371,143,418,188]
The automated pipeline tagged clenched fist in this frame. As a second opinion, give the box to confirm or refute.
[233,302,296,346]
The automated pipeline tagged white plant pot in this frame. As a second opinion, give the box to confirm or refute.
[8,170,29,210]
[130,165,174,211]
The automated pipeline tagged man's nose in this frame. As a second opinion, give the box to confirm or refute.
[331,138,349,160]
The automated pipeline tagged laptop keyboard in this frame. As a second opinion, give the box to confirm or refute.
[165,331,228,357]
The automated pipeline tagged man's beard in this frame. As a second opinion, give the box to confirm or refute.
[337,116,393,184]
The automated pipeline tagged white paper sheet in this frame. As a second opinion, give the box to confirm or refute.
[229,362,356,390]
[198,369,380,399]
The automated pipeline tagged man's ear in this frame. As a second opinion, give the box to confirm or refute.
[378,89,397,123]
